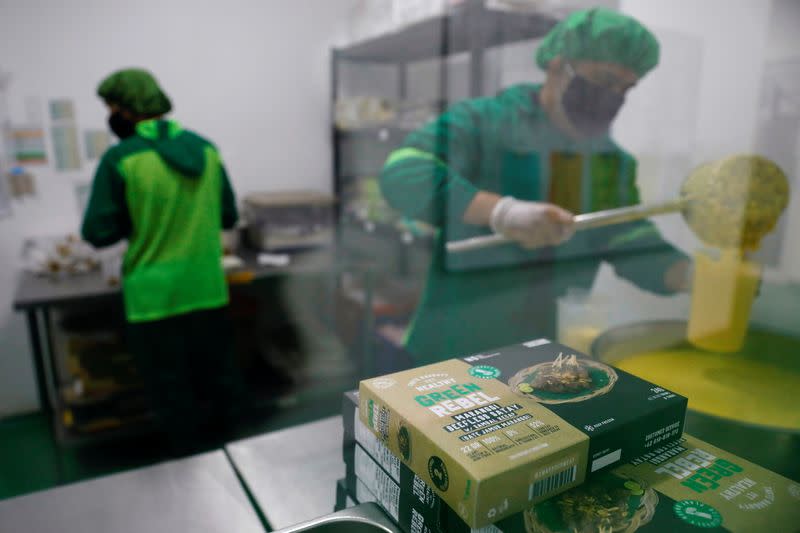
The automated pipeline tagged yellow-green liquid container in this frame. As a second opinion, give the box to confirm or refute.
[688,249,761,352]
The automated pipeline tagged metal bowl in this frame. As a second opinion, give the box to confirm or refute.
[272,503,399,533]
[592,320,800,482]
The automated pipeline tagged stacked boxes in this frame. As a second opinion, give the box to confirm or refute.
[359,339,688,527]
[342,390,524,532]
[339,337,800,532]
[341,390,800,532]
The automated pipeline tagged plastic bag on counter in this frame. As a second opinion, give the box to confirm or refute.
[21,234,126,286]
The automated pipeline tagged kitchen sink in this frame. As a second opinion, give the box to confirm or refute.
[272,503,400,533]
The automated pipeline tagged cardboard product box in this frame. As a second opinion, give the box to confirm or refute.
[344,471,445,533]
[353,444,444,533]
[347,388,800,532]
[525,434,800,532]
[344,390,524,533]
[345,390,403,484]
[348,428,800,532]
[359,338,688,527]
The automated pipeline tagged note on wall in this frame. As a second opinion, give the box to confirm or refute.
[84,129,111,160]
[9,126,47,164]
[0,158,11,218]
[49,99,81,171]
[51,125,81,171]
[49,99,76,121]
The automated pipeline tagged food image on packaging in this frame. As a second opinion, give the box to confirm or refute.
[508,353,618,405]
[524,473,658,533]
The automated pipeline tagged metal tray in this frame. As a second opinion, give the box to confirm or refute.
[272,503,400,533]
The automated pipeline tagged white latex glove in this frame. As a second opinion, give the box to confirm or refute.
[490,197,575,249]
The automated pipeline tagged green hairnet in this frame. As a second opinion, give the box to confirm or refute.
[97,68,172,116]
[536,8,659,77]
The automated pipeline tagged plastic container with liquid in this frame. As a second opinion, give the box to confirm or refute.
[687,249,761,352]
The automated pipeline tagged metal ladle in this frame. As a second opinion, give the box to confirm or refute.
[446,154,789,253]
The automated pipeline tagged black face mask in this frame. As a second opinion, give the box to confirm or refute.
[108,111,136,139]
[561,66,625,138]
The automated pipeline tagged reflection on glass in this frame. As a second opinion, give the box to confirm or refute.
[378,8,690,365]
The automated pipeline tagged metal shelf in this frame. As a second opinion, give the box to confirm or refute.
[331,0,553,274]
[336,0,557,63]
[335,125,412,138]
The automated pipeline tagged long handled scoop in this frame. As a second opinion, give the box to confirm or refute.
[446,154,789,254]
[446,199,689,253]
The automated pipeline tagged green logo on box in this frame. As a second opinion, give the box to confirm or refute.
[469,365,501,379]
[398,426,411,461]
[674,500,722,528]
[428,456,449,491]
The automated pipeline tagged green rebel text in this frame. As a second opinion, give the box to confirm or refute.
[654,447,744,494]
[414,383,501,418]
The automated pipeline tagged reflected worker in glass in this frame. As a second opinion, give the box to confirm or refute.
[381,8,690,364]
[81,69,245,452]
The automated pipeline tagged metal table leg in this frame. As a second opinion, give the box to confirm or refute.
[25,308,64,483]
[26,309,51,414]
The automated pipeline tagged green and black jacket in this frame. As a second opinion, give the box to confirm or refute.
[82,119,237,323]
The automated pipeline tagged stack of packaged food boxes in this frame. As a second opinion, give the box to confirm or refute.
[337,338,800,532]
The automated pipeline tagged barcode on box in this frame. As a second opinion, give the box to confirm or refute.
[378,405,391,441]
[374,470,401,521]
[355,446,400,521]
[529,465,577,499]
[356,408,401,480]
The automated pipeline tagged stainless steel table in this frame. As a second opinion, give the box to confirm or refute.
[0,450,265,533]
[12,249,374,448]
[12,249,343,415]
[225,416,345,530]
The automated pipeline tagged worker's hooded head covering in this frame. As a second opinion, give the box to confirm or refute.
[536,8,659,77]
[98,69,206,178]
[97,68,172,116]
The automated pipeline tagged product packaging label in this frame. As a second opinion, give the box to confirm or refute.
[359,339,688,527]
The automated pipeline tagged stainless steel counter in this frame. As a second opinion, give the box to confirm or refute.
[226,416,345,530]
[0,450,265,533]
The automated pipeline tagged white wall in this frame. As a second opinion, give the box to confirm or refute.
[0,0,355,415]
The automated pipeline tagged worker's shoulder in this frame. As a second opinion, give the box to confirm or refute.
[99,136,151,167]
[177,129,219,152]
[448,83,540,118]
[495,83,540,107]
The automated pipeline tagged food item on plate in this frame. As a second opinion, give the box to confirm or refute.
[508,353,618,404]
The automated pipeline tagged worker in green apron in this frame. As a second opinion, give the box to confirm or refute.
[381,8,690,365]
[81,69,245,452]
